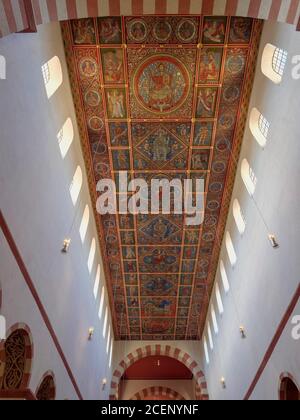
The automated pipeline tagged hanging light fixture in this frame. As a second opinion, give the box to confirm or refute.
[62,238,71,253]
[268,234,279,249]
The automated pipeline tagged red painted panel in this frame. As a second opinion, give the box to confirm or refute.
[123,356,193,380]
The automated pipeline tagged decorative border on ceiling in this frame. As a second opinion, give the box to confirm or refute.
[0,0,298,38]
[197,19,264,337]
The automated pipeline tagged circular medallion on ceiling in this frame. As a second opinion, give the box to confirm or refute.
[88,116,104,132]
[94,162,109,176]
[153,20,172,42]
[127,19,148,43]
[110,262,120,272]
[212,160,227,174]
[107,248,119,258]
[176,19,197,43]
[219,112,235,130]
[92,141,107,155]
[203,231,215,242]
[133,55,190,115]
[85,90,101,107]
[106,234,118,244]
[226,55,245,75]
[103,219,116,229]
[204,214,218,227]
[207,200,220,211]
[216,136,231,152]
[209,182,223,193]
[223,85,240,103]
[79,57,98,78]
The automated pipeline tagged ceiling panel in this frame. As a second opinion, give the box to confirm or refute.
[61,16,263,340]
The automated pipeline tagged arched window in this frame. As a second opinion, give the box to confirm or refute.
[241,159,257,196]
[36,373,56,400]
[1,328,33,390]
[204,338,210,364]
[109,338,114,368]
[57,118,74,158]
[106,326,111,354]
[98,287,105,318]
[220,260,230,293]
[0,55,6,80]
[207,323,213,350]
[233,199,246,235]
[103,307,108,338]
[226,232,237,267]
[79,205,90,243]
[42,56,63,98]
[93,265,100,299]
[69,166,83,206]
[216,284,224,315]
[87,238,96,274]
[279,375,299,400]
[261,44,288,84]
[250,108,270,148]
[211,305,219,334]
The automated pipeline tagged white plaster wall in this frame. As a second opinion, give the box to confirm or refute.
[0,23,114,400]
[202,21,300,400]
[250,301,300,400]
[0,231,77,399]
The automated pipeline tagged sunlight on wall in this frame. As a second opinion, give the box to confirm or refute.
[42,56,63,98]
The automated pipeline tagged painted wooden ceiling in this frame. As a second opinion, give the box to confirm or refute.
[62,16,262,340]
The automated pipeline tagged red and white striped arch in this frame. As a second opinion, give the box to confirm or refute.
[278,372,300,400]
[110,344,209,400]
[1,0,300,38]
[130,386,185,400]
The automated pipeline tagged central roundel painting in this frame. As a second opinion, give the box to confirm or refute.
[133,55,190,115]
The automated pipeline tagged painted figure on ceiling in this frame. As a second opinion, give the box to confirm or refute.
[108,90,125,118]
[153,130,170,161]
[148,64,173,111]
[199,51,220,82]
[80,59,97,77]
[102,50,124,83]
[145,277,173,294]
[73,19,95,44]
[194,123,211,146]
[124,247,136,259]
[197,88,217,117]
[99,18,122,44]
[203,19,225,44]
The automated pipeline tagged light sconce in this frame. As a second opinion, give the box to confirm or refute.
[220,377,226,389]
[240,326,246,339]
[102,378,107,391]
[157,359,161,367]
[62,238,71,253]
[268,234,279,249]
[88,327,95,341]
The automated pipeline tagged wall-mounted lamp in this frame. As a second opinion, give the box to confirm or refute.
[268,234,279,249]
[240,326,246,339]
[220,377,226,389]
[102,378,107,391]
[157,359,161,367]
[88,327,95,341]
[62,238,71,253]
